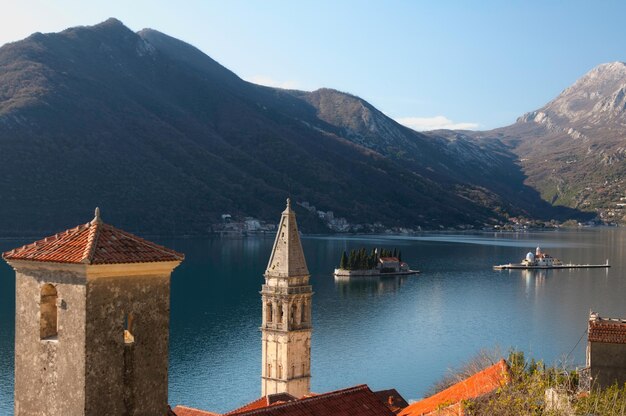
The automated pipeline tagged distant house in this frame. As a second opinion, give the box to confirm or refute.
[173,385,398,416]
[587,312,626,389]
[244,217,261,231]
[399,360,510,416]
[378,257,408,273]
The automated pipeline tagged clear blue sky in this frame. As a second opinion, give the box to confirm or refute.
[1,1,625,130]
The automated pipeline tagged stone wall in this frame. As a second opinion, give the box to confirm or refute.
[85,274,170,416]
[14,267,86,416]
[589,342,626,389]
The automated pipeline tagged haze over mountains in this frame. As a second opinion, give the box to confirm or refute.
[0,18,618,234]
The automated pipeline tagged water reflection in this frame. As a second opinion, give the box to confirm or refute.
[334,274,410,297]
[521,269,547,296]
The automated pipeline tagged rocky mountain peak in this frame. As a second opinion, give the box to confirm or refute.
[517,61,626,129]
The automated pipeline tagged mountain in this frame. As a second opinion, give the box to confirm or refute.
[473,62,626,222]
[0,19,582,234]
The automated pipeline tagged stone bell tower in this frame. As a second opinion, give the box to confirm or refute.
[3,208,184,416]
[261,199,313,398]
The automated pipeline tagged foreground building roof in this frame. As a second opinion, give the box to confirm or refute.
[399,359,510,416]
[588,313,626,344]
[224,393,298,414]
[173,406,221,416]
[173,385,395,416]
[374,389,409,414]
[2,208,184,265]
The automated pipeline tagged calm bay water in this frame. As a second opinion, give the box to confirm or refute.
[1,229,625,414]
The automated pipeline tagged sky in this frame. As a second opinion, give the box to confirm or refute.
[1,1,625,130]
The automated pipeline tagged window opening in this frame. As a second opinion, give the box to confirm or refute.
[40,284,58,340]
[277,304,283,325]
[291,303,297,325]
[124,313,135,344]
[266,302,273,323]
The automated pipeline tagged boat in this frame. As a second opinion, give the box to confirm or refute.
[493,247,610,270]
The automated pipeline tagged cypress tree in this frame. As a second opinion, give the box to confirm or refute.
[398,250,402,262]
[393,248,397,258]
[340,251,348,269]
[348,250,356,270]
[358,249,365,269]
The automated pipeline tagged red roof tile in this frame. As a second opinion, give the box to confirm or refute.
[226,398,269,414]
[589,316,626,344]
[226,385,394,416]
[225,393,297,415]
[172,406,221,416]
[379,257,400,262]
[399,360,510,416]
[3,209,184,265]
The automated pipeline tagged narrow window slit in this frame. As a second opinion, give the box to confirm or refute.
[124,313,135,345]
[40,284,58,340]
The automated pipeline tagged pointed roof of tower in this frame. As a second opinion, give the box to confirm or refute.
[265,198,309,278]
[3,208,184,265]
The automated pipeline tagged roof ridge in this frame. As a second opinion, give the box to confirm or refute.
[230,385,370,415]
[81,221,101,264]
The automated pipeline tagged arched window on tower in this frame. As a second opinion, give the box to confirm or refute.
[40,284,58,340]
[278,364,283,379]
[290,303,297,326]
[267,363,272,378]
[277,304,283,326]
[266,302,273,324]
[301,301,307,323]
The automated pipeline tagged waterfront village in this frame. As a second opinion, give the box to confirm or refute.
[3,201,626,416]
[212,200,609,237]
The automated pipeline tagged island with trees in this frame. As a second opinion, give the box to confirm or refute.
[334,248,419,277]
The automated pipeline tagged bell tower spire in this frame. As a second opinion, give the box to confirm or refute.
[261,199,312,398]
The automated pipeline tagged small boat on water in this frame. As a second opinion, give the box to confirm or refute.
[493,247,610,270]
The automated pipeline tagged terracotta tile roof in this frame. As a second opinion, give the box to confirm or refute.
[2,209,184,265]
[374,389,409,414]
[224,385,394,416]
[423,402,463,416]
[379,257,400,262]
[225,393,297,415]
[172,405,222,416]
[399,360,510,416]
[589,315,626,344]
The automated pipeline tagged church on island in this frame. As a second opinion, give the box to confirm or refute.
[4,201,626,415]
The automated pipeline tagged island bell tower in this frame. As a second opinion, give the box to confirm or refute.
[261,199,313,398]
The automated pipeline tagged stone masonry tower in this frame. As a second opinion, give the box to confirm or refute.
[261,199,313,398]
[3,209,184,416]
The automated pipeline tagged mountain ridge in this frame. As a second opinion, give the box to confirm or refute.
[0,19,589,234]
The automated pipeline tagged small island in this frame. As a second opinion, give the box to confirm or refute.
[334,248,419,277]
